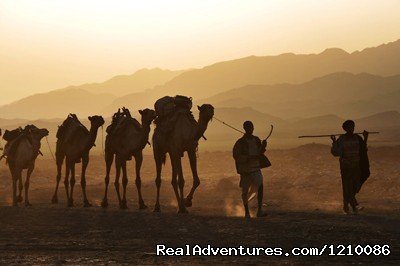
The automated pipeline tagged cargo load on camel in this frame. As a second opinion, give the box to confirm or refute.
[154,95,196,135]
[56,114,88,145]
[154,95,193,118]
[106,107,141,136]
[1,125,41,161]
[3,127,23,142]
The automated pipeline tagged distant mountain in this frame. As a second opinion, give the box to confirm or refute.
[289,114,344,131]
[203,72,400,118]
[155,39,400,99]
[0,68,185,119]
[357,110,400,128]
[0,89,116,119]
[64,68,187,96]
[2,39,400,119]
[104,39,400,113]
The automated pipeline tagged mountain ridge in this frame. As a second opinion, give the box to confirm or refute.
[2,39,400,119]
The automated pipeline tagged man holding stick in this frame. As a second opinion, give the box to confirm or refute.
[331,120,370,214]
[233,121,271,218]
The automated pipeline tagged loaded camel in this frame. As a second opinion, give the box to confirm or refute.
[101,108,156,209]
[153,103,214,213]
[2,125,49,206]
[51,114,105,207]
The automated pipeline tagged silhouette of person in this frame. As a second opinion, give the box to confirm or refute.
[233,121,271,218]
[331,120,369,214]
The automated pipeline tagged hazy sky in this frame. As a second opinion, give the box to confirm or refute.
[1,0,400,105]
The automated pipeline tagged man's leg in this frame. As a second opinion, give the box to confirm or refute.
[256,184,267,217]
[241,185,250,218]
[341,170,350,214]
[350,167,361,213]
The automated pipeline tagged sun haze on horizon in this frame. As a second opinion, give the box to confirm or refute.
[1,0,400,104]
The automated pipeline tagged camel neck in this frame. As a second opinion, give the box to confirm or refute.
[195,115,210,141]
[31,136,43,154]
[139,122,151,149]
[86,125,100,150]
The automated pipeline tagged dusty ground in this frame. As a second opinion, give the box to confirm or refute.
[0,144,399,264]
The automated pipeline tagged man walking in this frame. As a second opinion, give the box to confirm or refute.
[331,120,370,214]
[233,121,271,218]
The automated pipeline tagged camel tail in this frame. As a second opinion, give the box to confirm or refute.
[161,154,166,165]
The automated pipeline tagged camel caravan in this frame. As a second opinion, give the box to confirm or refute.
[1,95,215,213]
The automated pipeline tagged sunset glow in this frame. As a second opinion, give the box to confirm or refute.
[1,0,400,104]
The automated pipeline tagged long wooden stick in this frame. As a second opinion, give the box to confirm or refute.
[298,131,379,138]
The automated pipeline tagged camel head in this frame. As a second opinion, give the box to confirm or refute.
[138,109,156,125]
[197,104,214,121]
[88,115,105,128]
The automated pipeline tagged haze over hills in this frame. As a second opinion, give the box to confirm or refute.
[0,89,117,120]
[62,68,187,96]
[1,39,400,120]
[0,68,185,119]
[203,72,400,118]
[155,39,400,99]
[102,39,400,115]
[1,108,399,150]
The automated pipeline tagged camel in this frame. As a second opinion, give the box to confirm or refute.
[101,108,156,209]
[51,114,105,207]
[4,125,49,206]
[153,104,214,213]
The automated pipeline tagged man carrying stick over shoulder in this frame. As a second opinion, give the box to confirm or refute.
[233,121,271,218]
[331,120,370,215]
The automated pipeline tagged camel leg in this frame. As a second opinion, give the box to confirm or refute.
[185,149,200,207]
[52,151,64,204]
[153,154,163,212]
[12,177,18,207]
[68,161,76,207]
[25,164,34,206]
[101,152,114,208]
[9,164,18,207]
[176,156,188,214]
[17,171,24,203]
[81,153,91,207]
[114,156,123,208]
[120,160,128,209]
[170,156,181,213]
[64,159,71,207]
[134,152,147,210]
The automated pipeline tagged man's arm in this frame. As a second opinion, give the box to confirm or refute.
[261,139,267,154]
[331,135,342,157]
[363,130,369,145]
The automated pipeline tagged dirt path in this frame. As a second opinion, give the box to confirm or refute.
[0,204,399,265]
[1,146,399,264]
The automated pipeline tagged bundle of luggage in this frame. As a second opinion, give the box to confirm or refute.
[1,125,38,160]
[56,114,87,145]
[3,127,23,142]
[154,95,193,118]
[106,107,141,136]
[153,95,195,139]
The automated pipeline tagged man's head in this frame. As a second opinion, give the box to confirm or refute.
[342,120,355,134]
[243,121,254,135]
